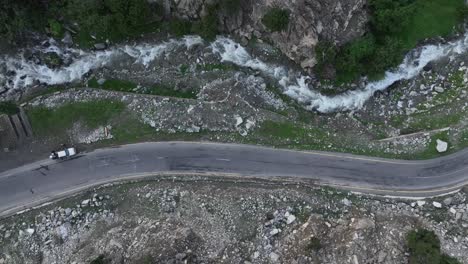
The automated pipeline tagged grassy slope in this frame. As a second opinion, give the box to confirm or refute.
[399,0,465,49]
[88,78,197,99]
[27,100,125,137]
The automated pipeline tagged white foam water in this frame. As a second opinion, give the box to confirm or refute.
[2,36,203,90]
[211,34,468,113]
[2,32,468,113]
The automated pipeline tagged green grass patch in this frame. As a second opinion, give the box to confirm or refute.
[145,85,197,99]
[256,121,308,139]
[27,100,125,137]
[398,0,466,49]
[20,86,68,103]
[415,131,450,159]
[88,78,196,99]
[198,63,238,72]
[391,106,466,134]
[0,101,19,115]
[48,19,63,38]
[110,116,206,144]
[88,78,137,92]
[179,64,189,75]
[407,111,465,132]
[262,8,290,32]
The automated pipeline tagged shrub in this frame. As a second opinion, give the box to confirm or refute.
[0,101,19,116]
[306,237,322,251]
[90,255,109,264]
[48,19,63,38]
[262,8,290,32]
[407,229,441,264]
[369,0,416,35]
[407,229,461,264]
[191,4,219,40]
[169,18,192,37]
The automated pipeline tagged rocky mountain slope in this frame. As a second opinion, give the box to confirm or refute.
[168,0,368,70]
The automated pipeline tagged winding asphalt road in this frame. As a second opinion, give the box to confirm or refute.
[1,142,468,217]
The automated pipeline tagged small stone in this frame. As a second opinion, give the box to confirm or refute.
[62,31,73,46]
[417,201,426,207]
[342,198,352,206]
[26,228,35,235]
[434,86,444,93]
[175,253,186,260]
[97,78,106,85]
[240,37,249,46]
[270,228,280,236]
[423,63,433,72]
[450,208,457,214]
[0,258,4,264]
[286,215,296,224]
[269,252,280,262]
[71,210,78,218]
[436,139,448,153]
[65,208,72,216]
[353,255,359,264]
[94,43,106,50]
[145,193,151,198]
[433,201,442,208]
[235,115,243,127]
[378,251,387,262]
[443,197,453,205]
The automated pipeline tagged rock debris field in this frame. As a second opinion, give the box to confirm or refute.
[0,177,467,264]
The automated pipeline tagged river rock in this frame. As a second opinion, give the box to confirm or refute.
[62,31,73,46]
[342,198,352,206]
[434,86,444,93]
[443,197,453,205]
[97,78,106,85]
[269,252,280,262]
[26,228,35,235]
[94,43,107,50]
[377,251,387,262]
[43,52,63,68]
[433,201,442,208]
[436,139,448,153]
[423,63,433,72]
[286,214,296,224]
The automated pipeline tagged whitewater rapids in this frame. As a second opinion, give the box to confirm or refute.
[2,32,468,113]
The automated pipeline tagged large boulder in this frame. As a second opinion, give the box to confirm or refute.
[436,139,448,153]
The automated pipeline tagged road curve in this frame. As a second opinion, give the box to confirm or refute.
[1,142,468,217]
